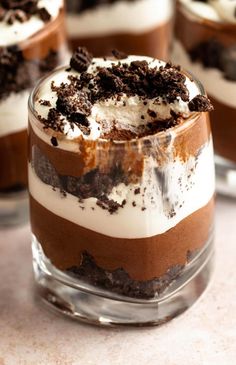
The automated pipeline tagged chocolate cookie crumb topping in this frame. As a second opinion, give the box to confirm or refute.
[38,7,51,22]
[111,49,128,60]
[188,95,213,112]
[70,47,93,73]
[50,136,58,147]
[39,99,51,107]
[38,49,213,140]
[0,0,52,24]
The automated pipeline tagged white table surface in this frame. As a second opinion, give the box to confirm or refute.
[0,196,235,365]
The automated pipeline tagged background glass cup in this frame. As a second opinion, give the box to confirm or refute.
[0,2,68,226]
[28,68,215,326]
[66,0,174,59]
[173,1,236,197]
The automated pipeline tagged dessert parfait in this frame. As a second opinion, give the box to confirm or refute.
[173,0,236,196]
[0,0,67,225]
[29,48,215,325]
[66,0,173,59]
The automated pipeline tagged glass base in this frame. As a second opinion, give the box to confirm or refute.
[0,189,29,226]
[32,234,214,327]
[215,155,236,198]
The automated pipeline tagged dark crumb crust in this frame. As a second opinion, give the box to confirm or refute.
[39,47,213,140]
[0,0,51,25]
[66,0,136,14]
[0,46,60,101]
[33,145,129,214]
[66,251,185,299]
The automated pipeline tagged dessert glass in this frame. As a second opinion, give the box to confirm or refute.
[66,0,174,59]
[29,62,215,326]
[173,1,236,197]
[0,1,68,225]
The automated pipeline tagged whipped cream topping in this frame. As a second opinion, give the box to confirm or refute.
[180,0,236,23]
[0,0,63,46]
[66,0,173,38]
[33,55,207,148]
[0,90,29,137]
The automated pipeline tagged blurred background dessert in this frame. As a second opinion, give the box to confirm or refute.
[0,0,68,225]
[173,0,236,196]
[66,0,174,59]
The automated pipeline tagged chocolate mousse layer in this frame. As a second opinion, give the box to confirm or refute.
[209,97,236,162]
[175,1,236,162]
[69,22,173,60]
[0,2,67,193]
[30,196,214,298]
[29,50,214,299]
[0,130,27,191]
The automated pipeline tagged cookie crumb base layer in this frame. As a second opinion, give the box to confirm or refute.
[32,233,214,326]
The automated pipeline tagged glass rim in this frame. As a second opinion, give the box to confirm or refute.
[28,64,207,147]
[178,1,236,30]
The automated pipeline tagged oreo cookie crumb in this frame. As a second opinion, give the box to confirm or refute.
[70,47,92,73]
[134,188,140,195]
[39,99,51,106]
[188,95,213,112]
[38,7,51,22]
[66,251,184,299]
[50,136,58,147]
[111,49,128,60]
[0,0,53,24]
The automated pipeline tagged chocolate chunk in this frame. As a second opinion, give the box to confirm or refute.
[111,49,128,60]
[188,95,214,112]
[39,99,51,106]
[148,109,157,118]
[50,136,58,147]
[97,68,124,93]
[38,7,51,22]
[70,47,93,73]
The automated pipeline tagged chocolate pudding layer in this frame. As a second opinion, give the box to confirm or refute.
[173,0,236,163]
[0,130,27,191]
[66,0,173,59]
[29,49,215,299]
[0,0,67,193]
[31,196,214,298]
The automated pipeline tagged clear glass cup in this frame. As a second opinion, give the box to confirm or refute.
[29,68,215,326]
[0,2,68,226]
[66,0,174,59]
[173,1,236,197]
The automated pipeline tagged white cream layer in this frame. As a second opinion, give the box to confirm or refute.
[33,56,200,146]
[172,41,236,108]
[0,91,29,138]
[0,0,63,46]
[180,0,236,23]
[29,139,215,239]
[66,0,173,38]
